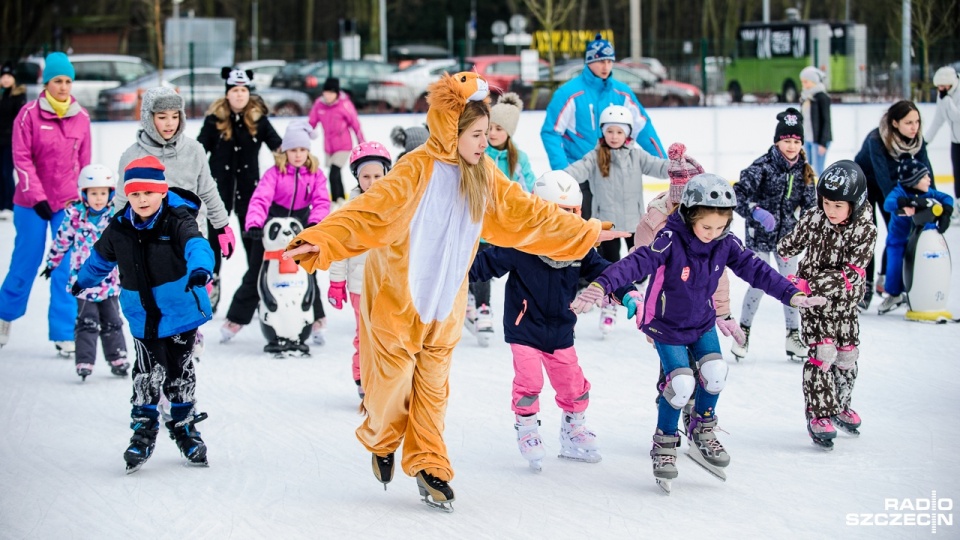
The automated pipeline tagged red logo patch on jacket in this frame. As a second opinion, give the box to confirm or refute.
[680,266,690,281]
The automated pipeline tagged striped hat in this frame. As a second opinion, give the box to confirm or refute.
[123,156,168,195]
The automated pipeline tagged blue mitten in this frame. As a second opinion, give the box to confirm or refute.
[752,206,776,232]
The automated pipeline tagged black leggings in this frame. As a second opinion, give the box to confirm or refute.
[598,235,635,263]
[469,242,494,306]
[329,165,345,201]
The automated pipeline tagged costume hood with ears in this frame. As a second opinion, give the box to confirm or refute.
[424,72,490,165]
[222,67,255,92]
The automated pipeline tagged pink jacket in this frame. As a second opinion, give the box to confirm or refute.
[308,92,364,155]
[634,192,731,315]
[245,164,331,230]
[12,92,91,212]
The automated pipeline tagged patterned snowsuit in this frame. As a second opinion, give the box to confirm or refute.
[777,206,877,419]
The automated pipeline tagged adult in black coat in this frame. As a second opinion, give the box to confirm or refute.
[198,68,282,310]
[853,100,933,309]
[0,61,27,218]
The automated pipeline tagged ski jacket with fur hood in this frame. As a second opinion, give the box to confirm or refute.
[114,87,230,229]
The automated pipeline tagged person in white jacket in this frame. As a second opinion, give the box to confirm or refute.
[926,66,960,208]
[327,141,392,398]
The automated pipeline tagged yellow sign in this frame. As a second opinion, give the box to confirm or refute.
[531,30,614,57]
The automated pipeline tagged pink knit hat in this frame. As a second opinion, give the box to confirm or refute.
[667,143,704,204]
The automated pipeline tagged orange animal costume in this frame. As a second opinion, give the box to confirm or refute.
[287,73,604,483]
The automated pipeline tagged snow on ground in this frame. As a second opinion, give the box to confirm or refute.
[1,112,959,539]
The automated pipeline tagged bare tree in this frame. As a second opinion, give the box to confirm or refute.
[912,0,956,82]
[521,0,579,78]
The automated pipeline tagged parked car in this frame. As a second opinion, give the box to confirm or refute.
[96,67,312,120]
[389,44,452,69]
[366,58,466,112]
[237,59,287,88]
[467,55,549,95]
[619,56,670,79]
[16,54,157,119]
[270,59,396,107]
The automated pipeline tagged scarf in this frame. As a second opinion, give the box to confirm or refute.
[879,119,922,159]
[44,92,70,118]
[799,82,826,103]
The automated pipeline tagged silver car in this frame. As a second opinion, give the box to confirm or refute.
[366,58,467,112]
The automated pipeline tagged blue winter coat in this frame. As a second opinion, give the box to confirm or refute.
[854,128,934,198]
[734,145,818,252]
[541,67,664,170]
[598,213,800,345]
[469,246,610,353]
[76,188,214,339]
[882,185,954,248]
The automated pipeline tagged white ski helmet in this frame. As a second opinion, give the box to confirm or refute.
[533,170,583,209]
[678,173,737,223]
[77,164,116,199]
[599,105,632,137]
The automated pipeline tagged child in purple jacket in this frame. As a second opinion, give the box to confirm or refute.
[571,173,826,492]
[220,120,331,344]
[308,77,365,206]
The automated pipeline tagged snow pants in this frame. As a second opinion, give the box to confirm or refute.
[803,361,858,419]
[739,250,800,330]
[130,329,198,408]
[509,343,591,416]
[75,296,127,366]
[0,205,77,341]
[653,328,722,433]
[883,240,907,297]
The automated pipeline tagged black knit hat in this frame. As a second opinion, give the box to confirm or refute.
[1,61,13,77]
[897,154,930,188]
[774,107,804,144]
[322,77,340,93]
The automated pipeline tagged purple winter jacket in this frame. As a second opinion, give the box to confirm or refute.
[245,164,331,231]
[12,92,91,212]
[597,213,801,345]
[308,92,365,155]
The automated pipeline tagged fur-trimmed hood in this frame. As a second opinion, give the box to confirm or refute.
[205,96,268,140]
[424,72,490,164]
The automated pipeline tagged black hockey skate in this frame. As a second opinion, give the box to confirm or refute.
[76,363,93,381]
[166,412,209,466]
[124,418,159,473]
[372,453,394,490]
[416,471,455,512]
[108,358,130,377]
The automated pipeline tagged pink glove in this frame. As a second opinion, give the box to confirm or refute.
[790,294,827,308]
[328,281,347,310]
[217,226,237,259]
[716,314,746,346]
[570,283,606,314]
[787,274,812,295]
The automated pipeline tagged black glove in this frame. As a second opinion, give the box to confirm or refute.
[243,227,263,240]
[185,270,211,292]
[33,200,54,221]
[940,88,949,99]
[39,266,53,280]
[938,205,953,234]
[71,283,84,296]
[896,197,913,209]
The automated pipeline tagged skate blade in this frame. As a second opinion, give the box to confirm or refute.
[527,459,543,473]
[811,439,835,451]
[685,449,727,481]
[421,497,455,513]
[125,462,144,474]
[656,478,672,495]
[832,422,861,437]
[183,459,209,468]
[558,450,602,464]
[786,354,806,363]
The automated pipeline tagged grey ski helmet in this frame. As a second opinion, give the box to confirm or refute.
[817,160,867,216]
[679,173,737,223]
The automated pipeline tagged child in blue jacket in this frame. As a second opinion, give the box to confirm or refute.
[878,156,954,314]
[468,171,609,470]
[571,173,825,490]
[74,156,215,473]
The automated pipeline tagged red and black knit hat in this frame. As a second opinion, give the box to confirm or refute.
[123,156,168,196]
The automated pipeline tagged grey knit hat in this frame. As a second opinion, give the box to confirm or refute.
[390,125,429,153]
[489,92,523,138]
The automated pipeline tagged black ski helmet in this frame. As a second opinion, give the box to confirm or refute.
[817,160,867,216]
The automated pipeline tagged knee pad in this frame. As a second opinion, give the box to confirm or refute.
[662,368,696,409]
[835,345,858,370]
[696,354,728,394]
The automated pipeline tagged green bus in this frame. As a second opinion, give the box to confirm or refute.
[725,21,866,102]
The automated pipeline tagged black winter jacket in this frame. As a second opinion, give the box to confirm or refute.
[0,86,27,146]
[808,91,832,146]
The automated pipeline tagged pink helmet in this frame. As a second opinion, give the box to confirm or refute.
[349,141,392,178]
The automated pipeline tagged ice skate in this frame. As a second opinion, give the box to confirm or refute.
[681,399,695,436]
[166,412,209,466]
[785,329,808,362]
[651,429,680,494]
[877,293,906,315]
[355,380,365,399]
[416,470,455,512]
[108,358,130,377]
[372,452,394,489]
[685,414,729,481]
[876,274,885,296]
[729,324,750,361]
[54,341,75,358]
[558,411,601,463]
[0,319,10,347]
[311,319,326,346]
[515,414,546,472]
[124,418,159,473]
[807,416,837,450]
[832,409,861,436]
[220,320,243,343]
[474,304,494,347]
[464,292,477,331]
[76,363,94,381]
[599,298,616,338]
